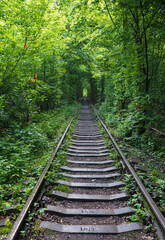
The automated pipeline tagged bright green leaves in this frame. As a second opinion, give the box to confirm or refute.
[0,0,77,128]
[0,0,164,140]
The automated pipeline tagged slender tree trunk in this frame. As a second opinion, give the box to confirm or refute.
[139,0,149,92]
[43,58,46,81]
[90,77,94,103]
[101,75,105,102]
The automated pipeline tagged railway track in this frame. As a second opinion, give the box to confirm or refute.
[7,99,165,239]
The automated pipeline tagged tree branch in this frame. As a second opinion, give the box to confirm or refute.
[103,0,116,27]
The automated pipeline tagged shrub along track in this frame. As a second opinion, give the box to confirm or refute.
[7,99,165,240]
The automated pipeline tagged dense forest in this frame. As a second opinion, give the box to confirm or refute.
[1,0,165,133]
[1,0,165,152]
[0,0,165,235]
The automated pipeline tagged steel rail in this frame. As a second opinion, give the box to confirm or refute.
[92,106,165,232]
[7,109,78,240]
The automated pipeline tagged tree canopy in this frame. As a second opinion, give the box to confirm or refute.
[0,0,165,135]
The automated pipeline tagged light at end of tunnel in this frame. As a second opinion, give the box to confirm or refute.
[83,88,88,97]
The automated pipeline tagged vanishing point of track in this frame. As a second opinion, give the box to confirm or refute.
[7,99,165,240]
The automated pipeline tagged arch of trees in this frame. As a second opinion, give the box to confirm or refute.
[0,0,165,135]
[1,2,165,231]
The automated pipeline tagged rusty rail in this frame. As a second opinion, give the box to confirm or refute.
[7,109,78,240]
[92,106,165,232]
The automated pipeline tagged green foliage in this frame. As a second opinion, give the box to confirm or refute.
[124,175,150,224]
[0,218,13,236]
[123,174,136,193]
[157,179,165,210]
[0,0,82,132]
[55,184,70,193]
[0,103,77,212]
[0,100,77,237]
[1,0,164,140]
[0,0,165,237]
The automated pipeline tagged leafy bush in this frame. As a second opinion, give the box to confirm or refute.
[0,103,78,203]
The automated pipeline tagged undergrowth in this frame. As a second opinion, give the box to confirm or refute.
[97,103,165,159]
[0,102,78,237]
[94,106,165,229]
